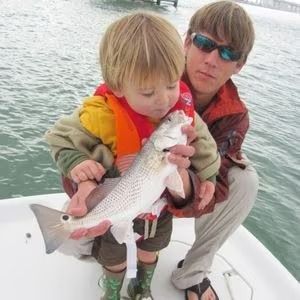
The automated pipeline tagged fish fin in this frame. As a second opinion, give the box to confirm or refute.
[151,197,167,216]
[143,197,167,217]
[164,170,185,198]
[85,178,121,211]
[115,154,137,176]
[30,204,71,254]
[110,221,134,244]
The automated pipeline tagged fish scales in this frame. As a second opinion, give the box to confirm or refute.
[76,143,165,228]
[30,110,192,254]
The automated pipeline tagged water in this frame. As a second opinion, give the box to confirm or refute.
[0,0,299,281]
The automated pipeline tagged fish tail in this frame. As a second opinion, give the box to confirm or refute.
[30,204,71,254]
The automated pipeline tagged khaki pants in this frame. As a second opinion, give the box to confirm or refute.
[171,163,259,289]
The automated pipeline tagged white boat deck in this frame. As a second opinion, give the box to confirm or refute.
[1,193,299,299]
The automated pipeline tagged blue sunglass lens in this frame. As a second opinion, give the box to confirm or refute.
[194,35,215,51]
[219,47,241,61]
[219,48,233,61]
[193,34,241,62]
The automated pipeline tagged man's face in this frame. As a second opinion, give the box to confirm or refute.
[185,32,244,102]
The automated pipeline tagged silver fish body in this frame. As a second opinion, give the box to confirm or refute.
[31,110,192,254]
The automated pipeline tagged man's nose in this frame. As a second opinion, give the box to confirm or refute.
[203,49,219,66]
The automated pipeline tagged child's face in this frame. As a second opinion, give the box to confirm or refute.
[117,80,180,119]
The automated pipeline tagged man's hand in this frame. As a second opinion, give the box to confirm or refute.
[198,180,215,210]
[66,180,111,239]
[69,160,106,183]
[70,221,111,239]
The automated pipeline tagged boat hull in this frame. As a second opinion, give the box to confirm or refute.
[1,193,299,299]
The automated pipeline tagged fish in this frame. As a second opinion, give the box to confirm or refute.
[30,110,193,255]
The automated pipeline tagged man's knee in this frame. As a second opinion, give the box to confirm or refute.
[228,164,259,209]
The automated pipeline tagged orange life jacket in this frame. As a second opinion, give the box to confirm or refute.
[94,81,195,159]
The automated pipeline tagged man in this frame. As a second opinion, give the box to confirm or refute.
[168,1,259,299]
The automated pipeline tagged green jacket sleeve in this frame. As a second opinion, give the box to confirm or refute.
[44,108,114,176]
[190,112,220,181]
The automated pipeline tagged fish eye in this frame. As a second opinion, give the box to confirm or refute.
[61,214,69,221]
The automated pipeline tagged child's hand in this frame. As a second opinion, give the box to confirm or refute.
[167,125,196,169]
[70,221,111,239]
[182,124,197,144]
[67,180,98,216]
[198,180,215,210]
[67,180,111,239]
[70,160,106,183]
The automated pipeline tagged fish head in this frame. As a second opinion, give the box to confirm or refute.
[30,204,74,254]
[151,110,193,151]
[60,213,73,225]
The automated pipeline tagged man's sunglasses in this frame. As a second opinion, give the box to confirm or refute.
[191,33,242,62]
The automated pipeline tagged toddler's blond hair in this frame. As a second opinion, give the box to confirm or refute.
[100,12,185,91]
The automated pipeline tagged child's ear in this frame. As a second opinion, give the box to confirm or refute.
[112,89,124,97]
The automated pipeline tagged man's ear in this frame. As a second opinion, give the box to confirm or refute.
[233,60,245,75]
[184,35,192,53]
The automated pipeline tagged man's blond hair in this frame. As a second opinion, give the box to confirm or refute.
[187,1,255,61]
[100,12,184,91]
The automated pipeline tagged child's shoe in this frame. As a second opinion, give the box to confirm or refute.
[127,260,157,300]
[100,267,126,300]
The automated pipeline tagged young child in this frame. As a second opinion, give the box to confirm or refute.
[45,12,220,300]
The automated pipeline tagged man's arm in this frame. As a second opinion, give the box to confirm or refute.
[168,112,249,218]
